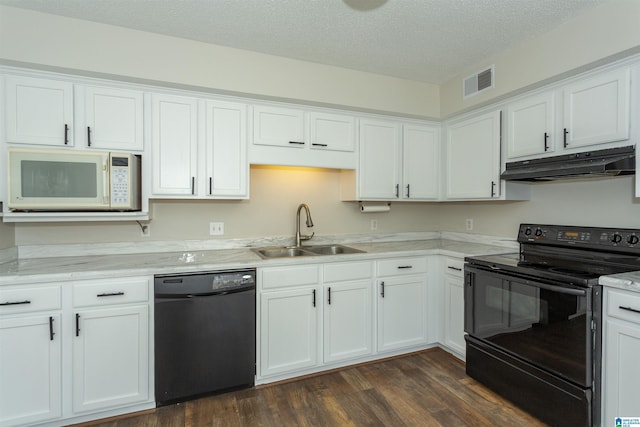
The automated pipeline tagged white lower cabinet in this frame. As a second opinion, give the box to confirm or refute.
[0,277,152,427]
[0,285,62,427]
[376,257,428,352]
[442,257,465,357]
[603,288,640,422]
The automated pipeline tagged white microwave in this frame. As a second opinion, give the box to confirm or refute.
[8,148,141,211]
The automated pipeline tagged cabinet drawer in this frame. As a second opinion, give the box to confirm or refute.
[73,277,149,307]
[445,258,464,277]
[261,265,319,290]
[324,261,373,283]
[607,289,640,324]
[0,285,61,314]
[377,257,427,277]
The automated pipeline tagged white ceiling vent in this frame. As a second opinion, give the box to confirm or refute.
[463,66,494,99]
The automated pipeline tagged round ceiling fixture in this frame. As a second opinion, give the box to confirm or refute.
[343,0,388,11]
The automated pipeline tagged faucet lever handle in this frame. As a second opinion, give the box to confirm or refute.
[301,232,315,241]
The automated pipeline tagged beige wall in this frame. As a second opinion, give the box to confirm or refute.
[0,221,14,249]
[440,0,640,117]
[0,6,439,118]
[438,176,640,237]
[13,166,442,245]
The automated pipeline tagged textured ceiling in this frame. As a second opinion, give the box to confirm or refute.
[0,0,606,84]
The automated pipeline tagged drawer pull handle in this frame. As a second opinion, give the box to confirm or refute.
[289,141,305,145]
[620,306,640,314]
[447,266,462,271]
[49,316,55,341]
[0,300,31,306]
[398,265,413,269]
[97,291,125,297]
[312,143,328,147]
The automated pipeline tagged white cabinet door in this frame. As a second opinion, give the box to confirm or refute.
[83,86,144,151]
[5,75,74,146]
[0,314,62,427]
[205,99,248,198]
[402,124,440,200]
[260,287,319,377]
[444,272,465,356]
[604,318,640,420]
[506,92,556,159]
[253,105,305,148]
[73,305,149,413]
[323,280,373,363]
[562,68,630,150]
[446,110,501,199]
[151,94,198,196]
[308,112,356,152]
[377,276,427,352]
[358,119,401,200]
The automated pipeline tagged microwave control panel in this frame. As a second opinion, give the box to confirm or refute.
[110,155,131,208]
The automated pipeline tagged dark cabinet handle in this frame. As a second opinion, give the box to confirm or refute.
[75,313,80,337]
[406,184,410,198]
[191,177,195,195]
[395,184,399,198]
[328,287,331,305]
[312,289,316,307]
[312,143,328,147]
[64,124,69,145]
[97,291,124,297]
[380,281,385,298]
[543,132,549,151]
[620,306,640,314]
[448,266,462,271]
[563,128,569,148]
[87,126,92,147]
[0,300,31,306]
[289,141,305,145]
[491,181,496,197]
[398,265,413,269]
[209,177,213,195]
[49,316,55,341]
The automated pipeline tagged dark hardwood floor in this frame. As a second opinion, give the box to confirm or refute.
[76,348,547,427]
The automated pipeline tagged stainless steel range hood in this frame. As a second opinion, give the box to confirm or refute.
[501,145,635,182]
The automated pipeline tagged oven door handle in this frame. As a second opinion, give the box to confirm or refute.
[531,281,588,297]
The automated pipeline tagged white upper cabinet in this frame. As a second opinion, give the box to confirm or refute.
[506,92,556,159]
[151,93,248,199]
[81,85,144,151]
[253,105,304,148]
[562,67,631,150]
[308,111,356,152]
[205,99,248,198]
[445,110,501,199]
[151,93,199,196]
[5,75,74,146]
[250,104,357,169]
[506,66,632,161]
[402,124,440,200]
[358,118,401,199]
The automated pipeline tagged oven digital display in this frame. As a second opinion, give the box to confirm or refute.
[557,230,591,241]
[564,232,579,238]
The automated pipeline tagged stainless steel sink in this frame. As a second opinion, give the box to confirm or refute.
[252,244,364,259]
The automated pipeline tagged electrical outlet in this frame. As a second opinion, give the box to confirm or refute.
[466,218,474,231]
[370,219,378,231]
[209,222,224,236]
[140,223,150,237]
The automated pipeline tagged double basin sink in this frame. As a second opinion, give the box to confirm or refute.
[252,244,365,259]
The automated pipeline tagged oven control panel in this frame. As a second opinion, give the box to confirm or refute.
[519,224,640,251]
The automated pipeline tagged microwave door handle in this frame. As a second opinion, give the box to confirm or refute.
[103,155,110,205]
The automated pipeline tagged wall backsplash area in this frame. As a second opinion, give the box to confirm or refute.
[9,167,639,248]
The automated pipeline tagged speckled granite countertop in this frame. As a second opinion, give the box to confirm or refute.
[0,239,515,286]
[599,271,640,293]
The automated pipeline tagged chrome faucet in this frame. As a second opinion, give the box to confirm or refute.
[295,203,314,247]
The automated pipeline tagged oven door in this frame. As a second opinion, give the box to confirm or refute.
[464,264,599,388]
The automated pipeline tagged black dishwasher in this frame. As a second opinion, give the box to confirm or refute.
[154,269,256,406]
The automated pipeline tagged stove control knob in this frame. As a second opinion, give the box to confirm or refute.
[611,234,623,244]
[534,228,543,237]
[524,227,532,236]
[628,235,639,245]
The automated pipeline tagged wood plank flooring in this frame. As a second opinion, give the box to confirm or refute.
[75,348,547,427]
